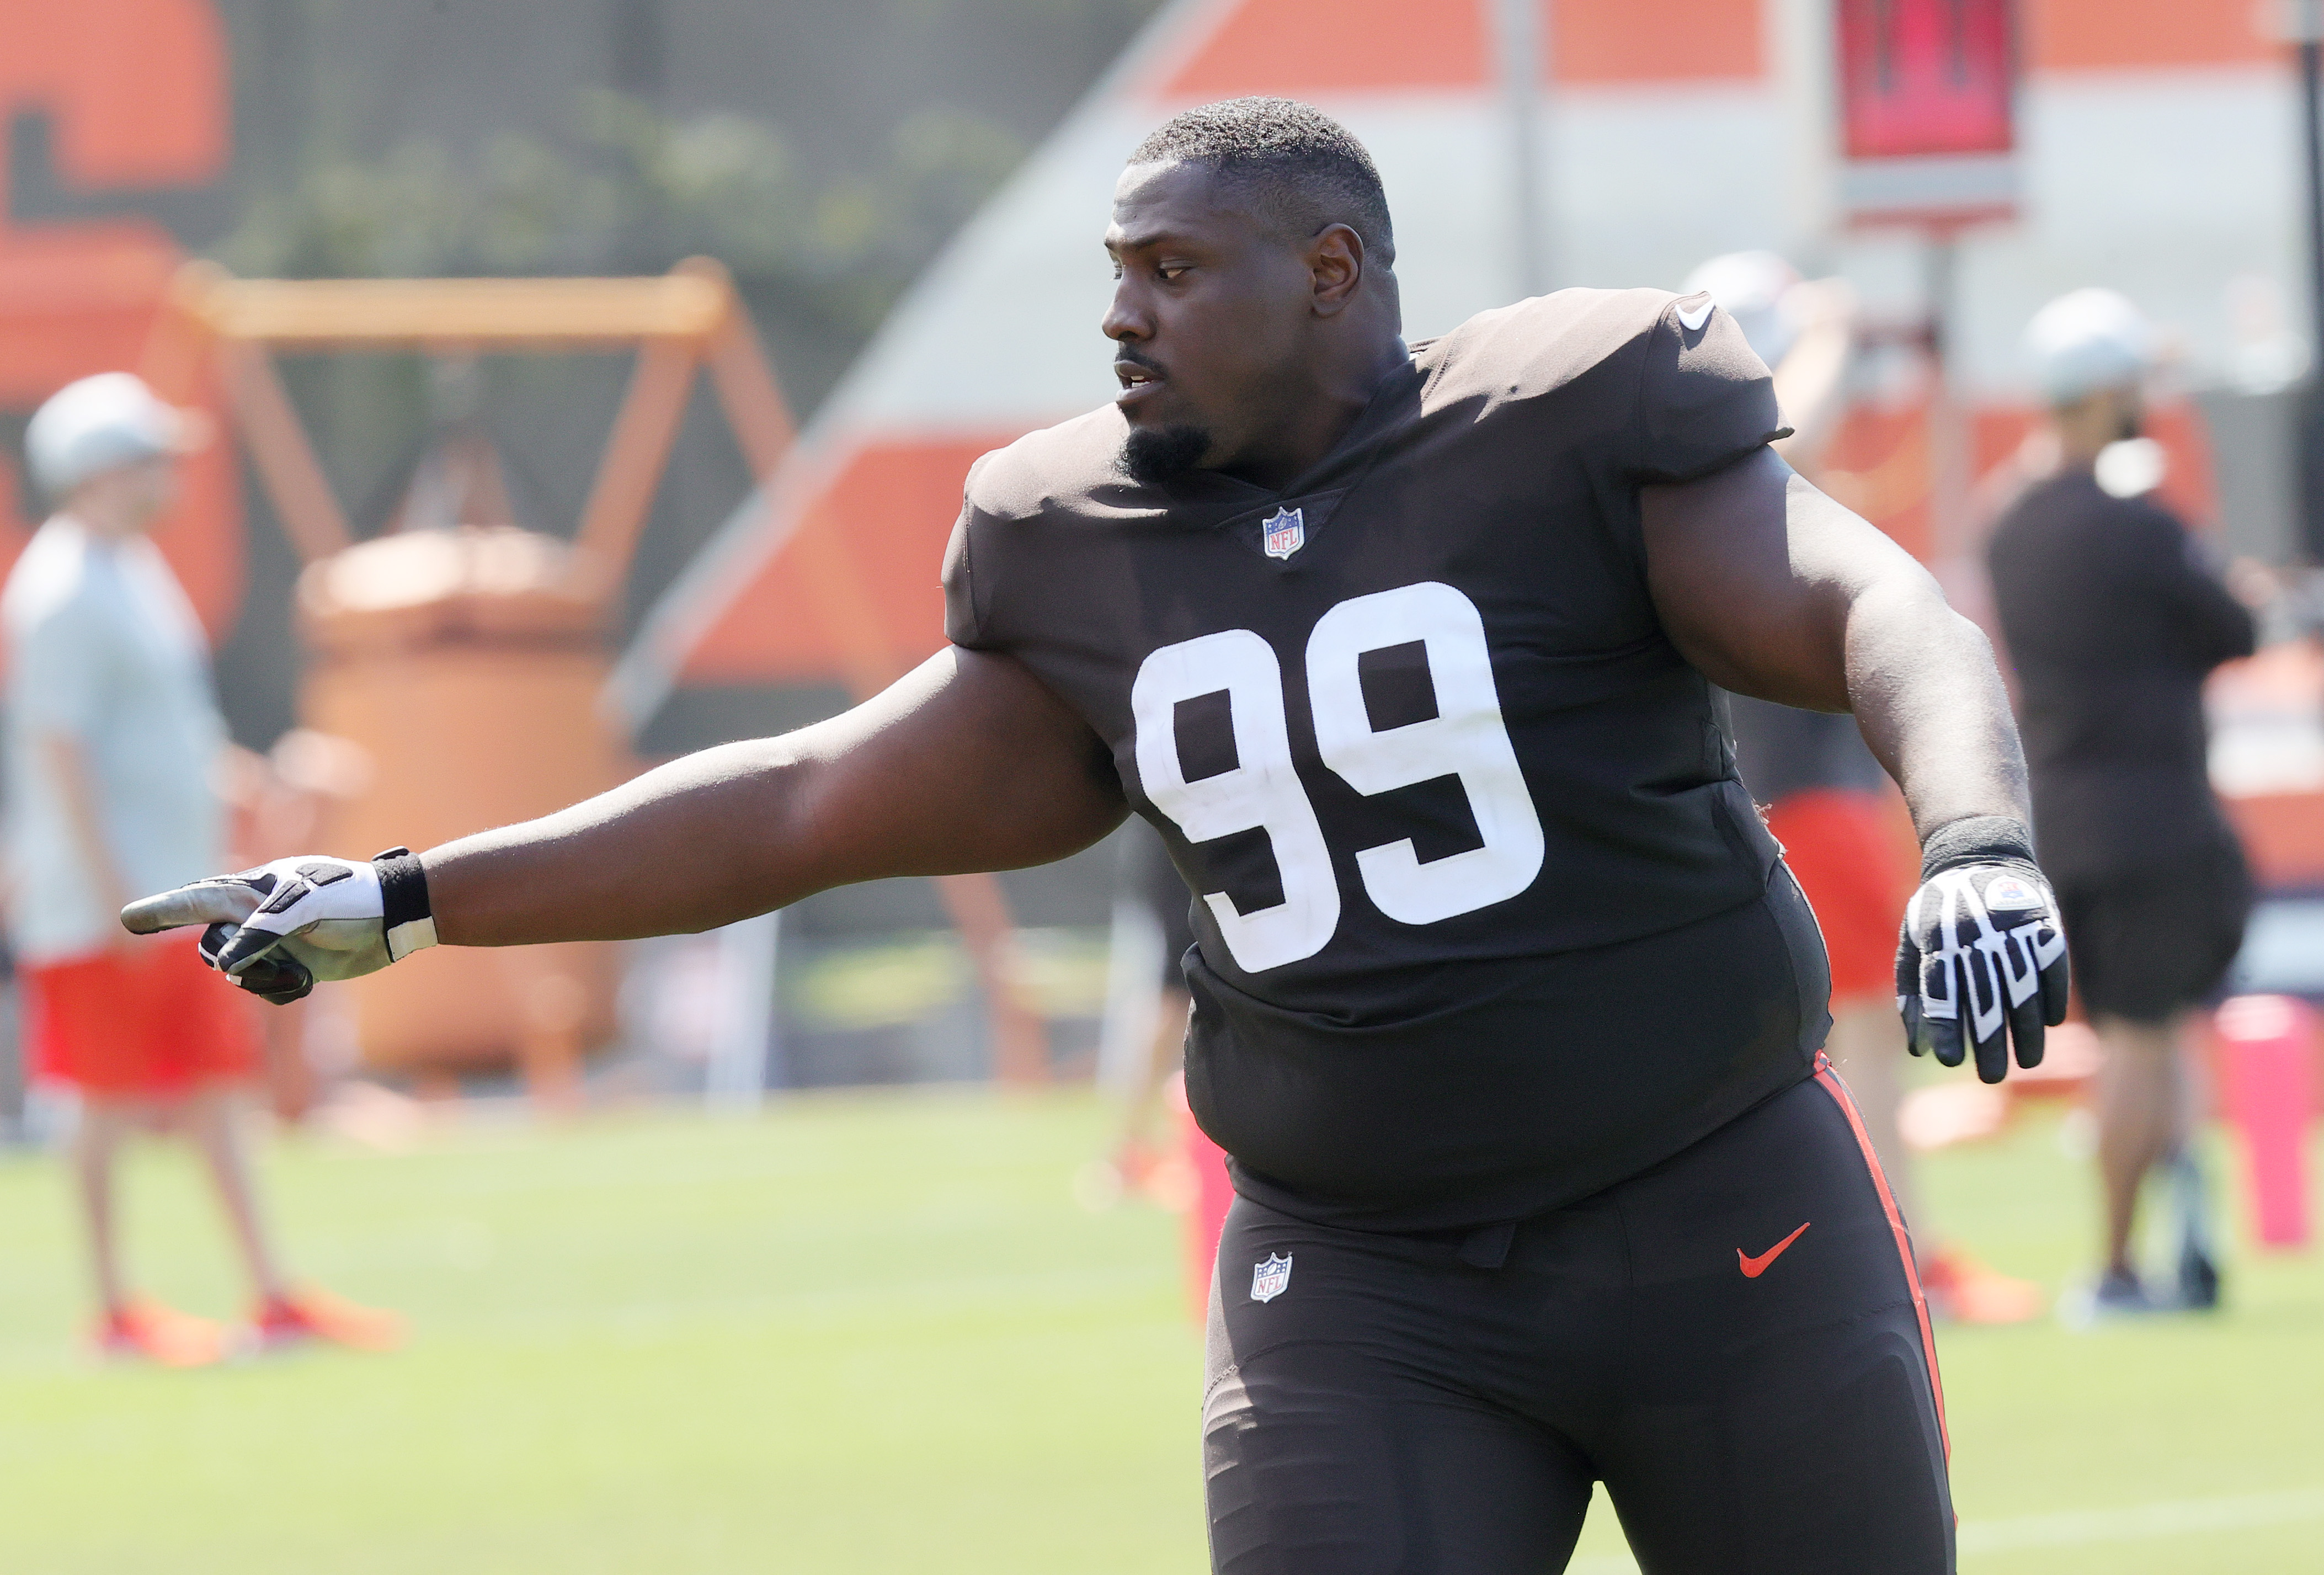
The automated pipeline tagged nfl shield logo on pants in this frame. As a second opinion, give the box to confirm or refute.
[1250,1252,1293,1302]
[1261,506,1305,560]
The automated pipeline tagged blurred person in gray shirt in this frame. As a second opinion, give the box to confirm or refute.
[1987,291,2258,1317]
[7,374,397,1362]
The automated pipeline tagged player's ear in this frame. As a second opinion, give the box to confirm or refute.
[1309,224,1364,316]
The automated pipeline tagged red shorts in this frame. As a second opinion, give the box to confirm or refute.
[24,939,260,1097]
[1765,789,1919,1008]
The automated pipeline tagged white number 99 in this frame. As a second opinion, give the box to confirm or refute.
[1132,582,1545,972]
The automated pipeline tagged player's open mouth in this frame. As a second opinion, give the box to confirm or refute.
[1114,359,1166,408]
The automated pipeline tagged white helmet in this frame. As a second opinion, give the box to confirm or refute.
[1681,251,1804,369]
[2024,289,2154,405]
[24,373,201,498]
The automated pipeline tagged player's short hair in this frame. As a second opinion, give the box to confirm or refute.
[1129,97,1395,264]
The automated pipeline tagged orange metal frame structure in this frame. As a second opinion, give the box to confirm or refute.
[140,257,785,588]
[136,257,1050,1084]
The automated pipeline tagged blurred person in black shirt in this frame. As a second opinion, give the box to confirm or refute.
[1987,289,2258,1316]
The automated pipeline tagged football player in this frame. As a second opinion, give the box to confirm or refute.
[122,100,2062,1572]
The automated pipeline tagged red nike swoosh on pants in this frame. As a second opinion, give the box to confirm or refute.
[1737,1222,1811,1278]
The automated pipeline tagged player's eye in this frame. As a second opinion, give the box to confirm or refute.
[1158,264,1190,281]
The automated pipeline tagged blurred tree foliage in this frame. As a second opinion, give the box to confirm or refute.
[194,0,1159,766]
[214,92,1025,339]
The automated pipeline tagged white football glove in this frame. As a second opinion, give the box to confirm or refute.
[120,849,436,1005]
[1896,817,2070,1084]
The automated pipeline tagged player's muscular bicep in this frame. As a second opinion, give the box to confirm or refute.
[1640,448,1931,711]
[1640,447,2027,836]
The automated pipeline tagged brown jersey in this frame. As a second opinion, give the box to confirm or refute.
[945,288,1826,1229]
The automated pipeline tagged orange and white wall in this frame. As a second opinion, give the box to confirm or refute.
[0,1,240,641]
[616,0,2306,717]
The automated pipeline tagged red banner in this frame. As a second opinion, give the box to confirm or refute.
[1838,0,2018,161]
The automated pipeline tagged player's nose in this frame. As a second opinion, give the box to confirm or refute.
[1101,278,1152,344]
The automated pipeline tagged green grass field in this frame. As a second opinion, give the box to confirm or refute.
[0,1087,2317,1573]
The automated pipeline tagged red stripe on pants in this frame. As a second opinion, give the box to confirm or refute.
[1813,1056,1950,1461]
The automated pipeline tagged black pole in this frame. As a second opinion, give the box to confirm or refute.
[611,0,667,102]
[2301,39,2324,560]
[1925,229,1959,566]
[2306,41,2324,336]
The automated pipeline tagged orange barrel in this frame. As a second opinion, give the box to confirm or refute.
[296,525,631,1077]
[2214,995,2316,1249]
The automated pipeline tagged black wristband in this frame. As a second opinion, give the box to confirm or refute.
[1918,815,2037,881]
[373,846,437,960]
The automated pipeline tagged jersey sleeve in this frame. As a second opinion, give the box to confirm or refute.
[941,454,999,651]
[1627,294,1791,484]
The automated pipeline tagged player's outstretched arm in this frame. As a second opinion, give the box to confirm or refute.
[423,646,1124,944]
[122,646,1127,990]
[1640,446,2066,1082]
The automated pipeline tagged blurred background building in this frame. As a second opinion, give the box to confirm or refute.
[1,0,2317,1102]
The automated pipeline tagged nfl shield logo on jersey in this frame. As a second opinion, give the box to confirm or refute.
[1250,1252,1294,1302]
[1261,506,1305,560]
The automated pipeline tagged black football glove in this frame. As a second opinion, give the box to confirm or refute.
[120,848,435,1006]
[1896,816,2070,1084]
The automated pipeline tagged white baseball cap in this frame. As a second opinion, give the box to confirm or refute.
[2024,289,2154,405]
[1681,251,1804,369]
[23,373,203,497]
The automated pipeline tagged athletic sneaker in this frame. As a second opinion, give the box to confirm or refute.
[2176,1242,2222,1311]
[93,1299,225,1367]
[1920,1245,2043,1324]
[241,1288,406,1355]
[2168,1153,2224,1312]
[2081,1267,2168,1321]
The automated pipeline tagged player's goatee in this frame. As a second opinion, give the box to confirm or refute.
[1121,424,1210,483]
